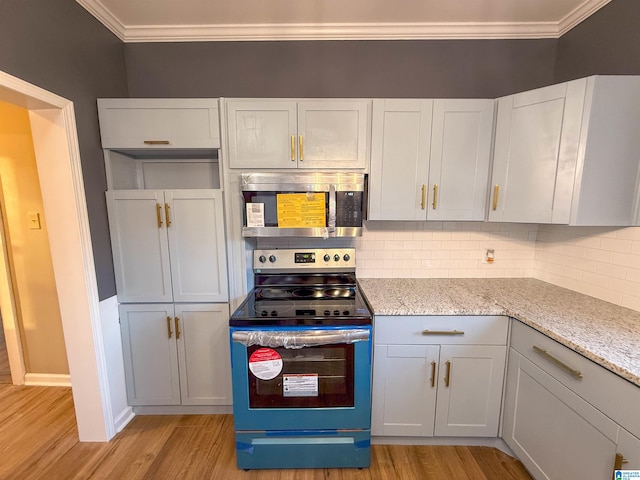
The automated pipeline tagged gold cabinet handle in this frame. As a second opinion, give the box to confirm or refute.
[613,453,629,479]
[422,329,465,335]
[164,203,171,227]
[444,360,451,387]
[175,317,180,340]
[156,203,163,228]
[299,134,304,161]
[430,361,436,388]
[533,345,583,379]
[432,184,439,210]
[421,184,427,210]
[143,140,170,145]
[166,316,172,339]
[492,185,499,211]
[291,135,296,161]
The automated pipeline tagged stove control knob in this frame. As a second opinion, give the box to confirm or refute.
[258,255,267,263]
[343,310,350,316]
[260,311,268,317]
[270,311,278,317]
[324,310,331,316]
[343,254,351,262]
[333,254,340,262]
[333,310,340,316]
[323,254,330,262]
[269,255,277,263]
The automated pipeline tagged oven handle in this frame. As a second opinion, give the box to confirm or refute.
[232,329,370,349]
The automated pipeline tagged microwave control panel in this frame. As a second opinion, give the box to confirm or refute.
[335,191,363,227]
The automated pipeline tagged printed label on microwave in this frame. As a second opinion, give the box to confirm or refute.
[276,193,325,228]
[248,348,282,380]
[246,203,265,227]
[283,374,319,397]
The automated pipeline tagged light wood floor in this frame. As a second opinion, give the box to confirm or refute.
[0,384,532,480]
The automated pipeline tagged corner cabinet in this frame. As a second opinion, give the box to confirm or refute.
[369,98,494,221]
[225,98,371,169]
[371,316,508,437]
[503,320,640,480]
[490,76,640,225]
[119,303,232,406]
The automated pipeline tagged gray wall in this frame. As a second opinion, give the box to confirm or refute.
[0,0,127,300]
[555,0,640,82]
[125,39,557,99]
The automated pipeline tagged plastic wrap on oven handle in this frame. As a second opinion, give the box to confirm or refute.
[231,329,370,349]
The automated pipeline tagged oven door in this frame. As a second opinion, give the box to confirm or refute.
[229,325,372,431]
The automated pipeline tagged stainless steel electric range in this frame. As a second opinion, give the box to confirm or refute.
[229,248,373,470]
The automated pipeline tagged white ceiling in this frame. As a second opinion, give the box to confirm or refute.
[77,0,612,43]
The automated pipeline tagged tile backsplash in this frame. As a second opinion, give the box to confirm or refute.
[534,225,640,313]
[356,221,538,279]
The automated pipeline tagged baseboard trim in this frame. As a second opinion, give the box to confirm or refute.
[113,406,135,433]
[24,373,72,387]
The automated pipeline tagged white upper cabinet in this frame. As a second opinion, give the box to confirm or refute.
[490,76,640,225]
[369,98,494,221]
[107,189,228,304]
[98,98,220,149]
[225,99,371,169]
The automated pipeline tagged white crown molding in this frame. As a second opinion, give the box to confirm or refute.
[76,0,126,41]
[77,0,613,43]
[558,0,612,36]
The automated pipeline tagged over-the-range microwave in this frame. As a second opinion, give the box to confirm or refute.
[240,172,367,238]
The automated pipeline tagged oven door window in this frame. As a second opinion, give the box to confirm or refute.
[247,344,354,408]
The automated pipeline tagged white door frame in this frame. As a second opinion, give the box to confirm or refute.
[0,69,114,441]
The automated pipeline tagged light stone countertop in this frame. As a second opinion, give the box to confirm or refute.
[358,278,640,387]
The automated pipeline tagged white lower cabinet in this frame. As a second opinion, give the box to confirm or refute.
[503,319,640,480]
[372,316,508,437]
[119,303,232,406]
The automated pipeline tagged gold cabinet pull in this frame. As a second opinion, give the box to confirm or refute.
[291,135,296,161]
[299,134,304,160]
[421,184,427,210]
[613,453,629,479]
[175,317,181,340]
[533,345,583,379]
[156,203,163,228]
[166,316,173,339]
[422,329,465,335]
[430,361,436,388]
[444,360,451,387]
[143,140,170,145]
[432,184,439,210]
[164,203,171,227]
[492,185,499,211]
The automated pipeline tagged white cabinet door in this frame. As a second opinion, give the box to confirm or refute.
[166,190,228,303]
[98,98,220,149]
[369,99,432,220]
[175,303,232,406]
[297,100,370,169]
[107,190,228,303]
[617,429,640,472]
[503,349,618,480]
[428,99,494,221]
[489,80,586,224]
[434,345,506,437]
[120,304,181,406]
[107,190,173,303]
[226,99,297,169]
[371,344,439,436]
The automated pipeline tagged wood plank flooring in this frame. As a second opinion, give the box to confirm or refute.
[0,384,532,480]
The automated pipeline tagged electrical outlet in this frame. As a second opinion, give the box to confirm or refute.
[483,249,495,264]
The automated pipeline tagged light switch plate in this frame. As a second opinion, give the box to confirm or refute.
[28,212,41,230]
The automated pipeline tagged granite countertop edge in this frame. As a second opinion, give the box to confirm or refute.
[357,278,640,388]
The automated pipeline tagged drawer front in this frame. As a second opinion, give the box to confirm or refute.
[374,316,508,345]
[510,319,640,437]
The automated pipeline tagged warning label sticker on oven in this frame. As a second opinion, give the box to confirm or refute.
[283,374,319,397]
[248,348,283,381]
